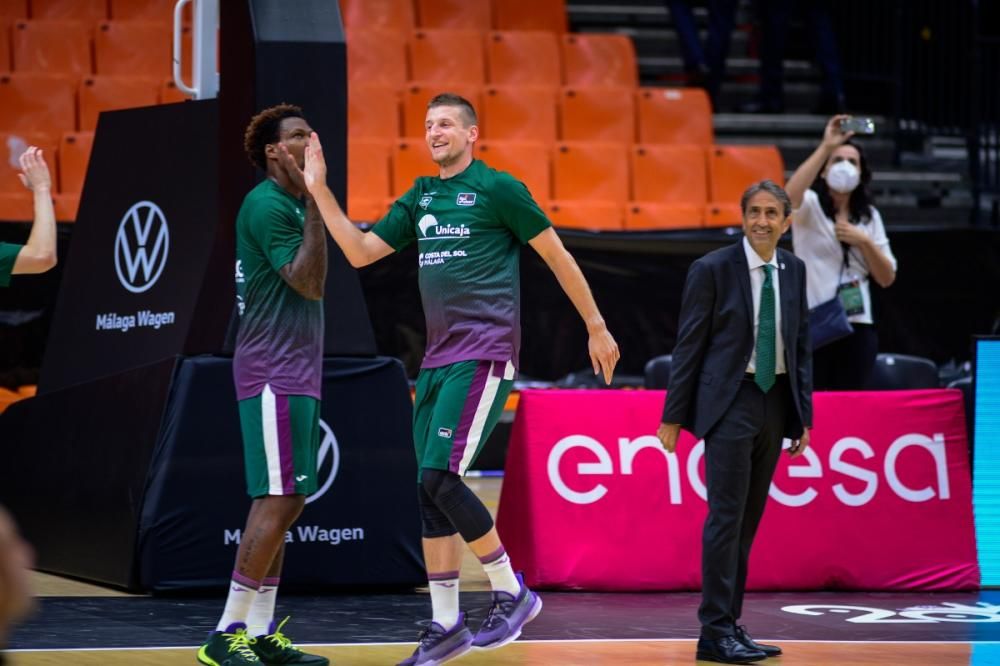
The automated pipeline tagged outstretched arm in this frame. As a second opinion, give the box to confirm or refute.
[785,115,853,210]
[12,147,56,275]
[528,227,620,384]
[282,133,394,268]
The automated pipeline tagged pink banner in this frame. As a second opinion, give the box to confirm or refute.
[496,389,979,591]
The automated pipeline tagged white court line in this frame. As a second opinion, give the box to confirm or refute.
[10,638,1000,652]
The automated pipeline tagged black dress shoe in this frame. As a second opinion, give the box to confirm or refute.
[696,635,767,664]
[736,625,782,657]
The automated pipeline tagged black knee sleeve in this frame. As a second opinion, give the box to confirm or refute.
[421,468,494,543]
[418,483,458,538]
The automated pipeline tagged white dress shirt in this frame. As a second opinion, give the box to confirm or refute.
[791,189,898,325]
[743,236,786,375]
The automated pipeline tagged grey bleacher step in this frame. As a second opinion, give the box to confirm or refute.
[637,55,818,80]
[718,135,895,170]
[714,81,825,112]
[713,113,889,135]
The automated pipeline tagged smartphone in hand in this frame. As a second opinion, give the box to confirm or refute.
[840,117,875,134]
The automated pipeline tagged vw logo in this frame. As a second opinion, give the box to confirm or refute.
[114,201,169,293]
[305,419,341,504]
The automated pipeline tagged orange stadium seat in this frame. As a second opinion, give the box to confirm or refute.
[110,0,185,22]
[11,20,92,75]
[637,87,713,145]
[94,21,171,78]
[493,0,567,33]
[481,85,557,143]
[391,138,437,196]
[401,83,482,137]
[0,131,57,193]
[486,30,560,86]
[58,130,93,194]
[347,139,392,222]
[78,75,159,131]
[0,191,32,220]
[476,140,551,205]
[53,192,78,220]
[349,84,400,140]
[409,29,485,85]
[346,29,408,86]
[0,72,76,135]
[552,141,629,204]
[547,201,624,231]
[631,144,708,204]
[416,0,491,31]
[625,202,704,230]
[562,33,638,87]
[0,1,27,19]
[706,144,785,227]
[0,386,23,412]
[159,78,190,103]
[30,0,106,20]
[559,86,635,143]
[0,20,10,71]
[340,0,415,32]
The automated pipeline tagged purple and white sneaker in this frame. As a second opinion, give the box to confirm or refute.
[397,612,473,666]
[472,572,543,650]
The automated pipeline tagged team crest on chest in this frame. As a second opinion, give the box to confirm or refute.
[456,192,477,206]
[419,194,434,210]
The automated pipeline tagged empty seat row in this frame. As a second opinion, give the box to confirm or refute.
[350,85,713,146]
[348,29,637,88]
[0,19,189,78]
[340,0,567,33]
[0,0,181,21]
[346,140,784,230]
[0,72,179,135]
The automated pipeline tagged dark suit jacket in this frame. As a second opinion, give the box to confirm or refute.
[662,240,812,439]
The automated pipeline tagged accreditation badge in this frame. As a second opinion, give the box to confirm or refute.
[837,279,865,316]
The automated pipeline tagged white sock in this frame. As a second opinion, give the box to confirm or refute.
[216,572,259,632]
[247,577,280,636]
[429,571,460,630]
[481,548,520,596]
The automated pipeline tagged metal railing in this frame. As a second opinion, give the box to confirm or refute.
[832,0,998,225]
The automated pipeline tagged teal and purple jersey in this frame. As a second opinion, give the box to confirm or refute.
[0,242,22,287]
[233,179,323,400]
[372,159,551,369]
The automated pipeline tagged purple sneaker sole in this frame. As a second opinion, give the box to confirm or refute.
[398,627,473,666]
[473,592,543,651]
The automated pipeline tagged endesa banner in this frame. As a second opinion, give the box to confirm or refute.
[496,389,979,591]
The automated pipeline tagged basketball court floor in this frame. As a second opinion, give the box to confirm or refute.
[7,480,997,665]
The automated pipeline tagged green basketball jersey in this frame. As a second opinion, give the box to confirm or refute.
[234,179,323,400]
[0,242,22,287]
[372,159,551,369]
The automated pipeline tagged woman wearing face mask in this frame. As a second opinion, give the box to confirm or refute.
[785,114,898,390]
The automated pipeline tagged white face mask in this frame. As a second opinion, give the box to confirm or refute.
[825,161,861,193]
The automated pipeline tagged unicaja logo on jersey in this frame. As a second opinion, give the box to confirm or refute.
[305,419,341,504]
[417,213,470,239]
[418,214,438,236]
[114,201,169,293]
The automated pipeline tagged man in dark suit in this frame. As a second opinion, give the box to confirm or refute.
[657,180,812,664]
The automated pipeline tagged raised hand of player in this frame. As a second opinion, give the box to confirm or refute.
[589,325,620,385]
[302,131,328,195]
[277,143,308,194]
[17,146,51,192]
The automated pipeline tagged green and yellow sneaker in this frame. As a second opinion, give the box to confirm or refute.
[197,623,261,665]
[251,617,330,665]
